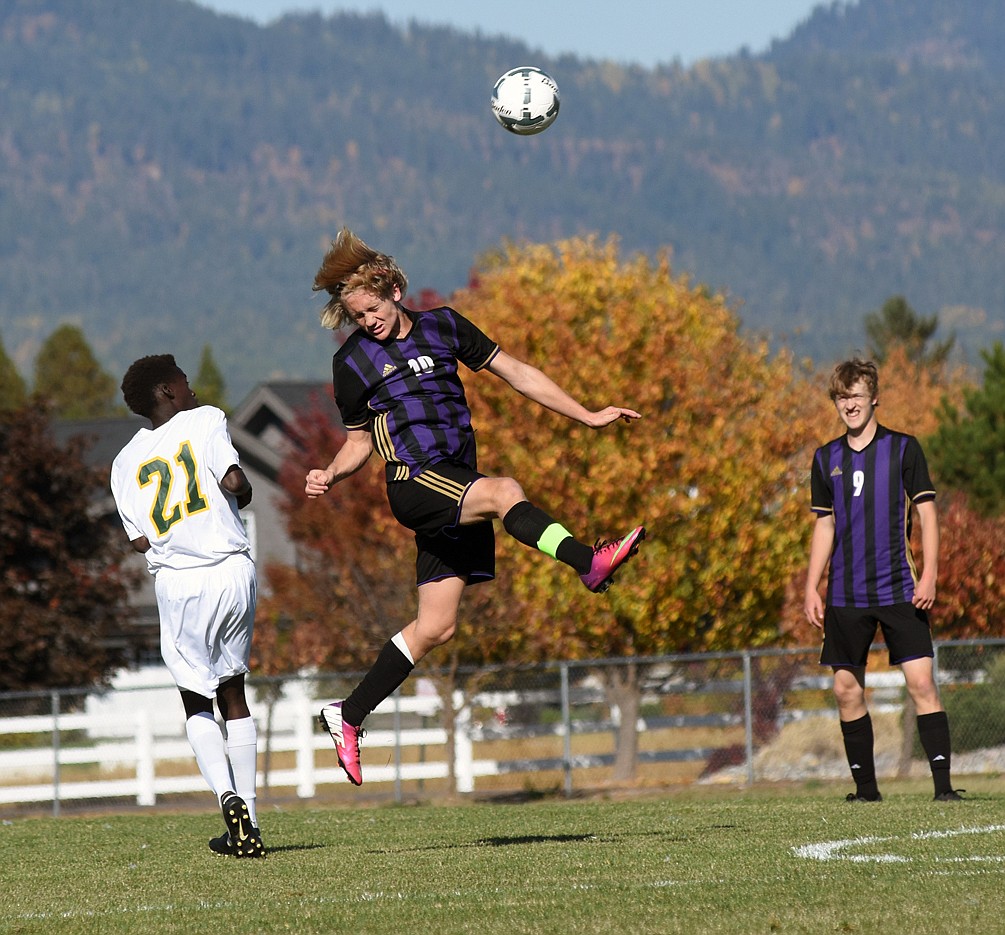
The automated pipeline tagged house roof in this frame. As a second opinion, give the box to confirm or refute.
[52,415,147,469]
[228,380,334,480]
[230,381,333,426]
[54,380,335,482]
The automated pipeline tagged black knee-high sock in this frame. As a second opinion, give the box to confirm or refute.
[840,713,880,799]
[917,710,953,795]
[502,501,593,574]
[342,640,414,727]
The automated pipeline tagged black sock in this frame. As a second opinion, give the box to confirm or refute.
[917,710,953,796]
[502,501,593,574]
[342,639,414,727]
[840,713,880,799]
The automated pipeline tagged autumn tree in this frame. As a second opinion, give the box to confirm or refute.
[865,344,968,441]
[0,333,27,412]
[259,236,833,784]
[454,237,821,778]
[864,295,955,368]
[192,344,227,411]
[931,491,1005,638]
[33,324,121,419]
[0,401,135,693]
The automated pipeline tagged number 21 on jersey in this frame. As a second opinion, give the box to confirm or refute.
[137,441,209,535]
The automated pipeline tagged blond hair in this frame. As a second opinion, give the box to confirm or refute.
[312,228,408,330]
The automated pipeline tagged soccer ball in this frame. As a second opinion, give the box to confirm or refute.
[491,66,560,136]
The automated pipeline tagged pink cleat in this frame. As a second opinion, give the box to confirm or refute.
[318,701,365,785]
[580,525,646,593]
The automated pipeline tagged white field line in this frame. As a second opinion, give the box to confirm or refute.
[792,823,1005,863]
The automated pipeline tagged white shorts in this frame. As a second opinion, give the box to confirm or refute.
[154,554,256,698]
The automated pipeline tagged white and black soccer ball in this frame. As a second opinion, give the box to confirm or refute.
[491,66,560,136]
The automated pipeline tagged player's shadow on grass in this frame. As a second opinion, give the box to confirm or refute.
[368,833,595,854]
[263,843,327,855]
[477,834,595,847]
[370,832,677,854]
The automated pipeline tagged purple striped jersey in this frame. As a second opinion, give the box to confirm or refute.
[333,306,500,482]
[810,425,936,607]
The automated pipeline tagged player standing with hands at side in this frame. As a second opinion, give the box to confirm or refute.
[804,358,962,803]
[307,228,646,786]
[110,355,266,857]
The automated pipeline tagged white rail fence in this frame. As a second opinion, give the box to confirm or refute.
[0,660,743,814]
[0,692,446,807]
[0,684,735,811]
[3,640,1003,815]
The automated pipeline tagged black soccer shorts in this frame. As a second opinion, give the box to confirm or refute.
[385,461,495,587]
[820,602,934,668]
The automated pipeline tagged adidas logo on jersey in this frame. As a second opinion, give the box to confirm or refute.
[382,363,396,377]
[830,466,843,477]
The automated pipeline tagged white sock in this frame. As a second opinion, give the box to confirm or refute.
[185,712,235,800]
[392,630,415,664]
[225,716,259,826]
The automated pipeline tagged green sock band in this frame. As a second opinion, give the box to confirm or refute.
[537,523,572,559]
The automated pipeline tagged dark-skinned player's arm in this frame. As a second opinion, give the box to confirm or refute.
[222,464,253,509]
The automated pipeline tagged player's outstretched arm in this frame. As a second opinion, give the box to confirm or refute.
[305,429,374,498]
[486,351,641,428]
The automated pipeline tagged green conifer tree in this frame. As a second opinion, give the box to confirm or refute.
[192,344,227,411]
[864,295,955,367]
[927,342,1005,517]
[33,324,121,420]
[0,334,27,412]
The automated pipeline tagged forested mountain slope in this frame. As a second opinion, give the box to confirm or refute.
[1,0,1001,395]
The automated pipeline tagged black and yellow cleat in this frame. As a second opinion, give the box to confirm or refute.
[218,791,266,858]
[208,828,266,857]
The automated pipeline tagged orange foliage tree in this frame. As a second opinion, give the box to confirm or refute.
[460,236,819,656]
[869,344,968,440]
[931,491,1005,638]
[454,236,821,777]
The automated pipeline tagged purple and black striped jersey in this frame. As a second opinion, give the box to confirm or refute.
[810,424,936,608]
[333,306,500,482]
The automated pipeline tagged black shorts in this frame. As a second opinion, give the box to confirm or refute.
[385,462,495,587]
[819,602,933,668]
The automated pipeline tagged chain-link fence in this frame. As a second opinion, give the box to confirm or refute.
[3,639,1004,816]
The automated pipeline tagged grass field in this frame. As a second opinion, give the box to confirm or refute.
[2,778,1003,934]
